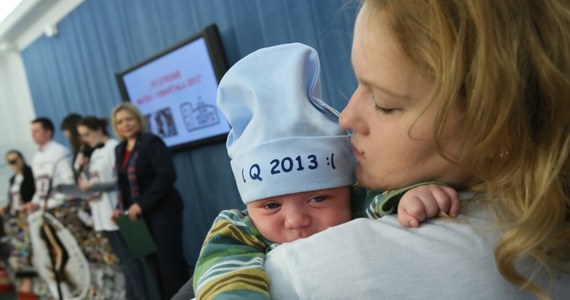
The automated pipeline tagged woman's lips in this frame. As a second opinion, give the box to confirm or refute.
[352,145,364,158]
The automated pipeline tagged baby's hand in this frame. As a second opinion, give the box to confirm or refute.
[397,185,459,228]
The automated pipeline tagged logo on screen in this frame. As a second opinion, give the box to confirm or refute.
[180,101,221,132]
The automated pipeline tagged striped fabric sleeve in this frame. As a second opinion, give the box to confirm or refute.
[193,209,271,300]
[363,181,448,219]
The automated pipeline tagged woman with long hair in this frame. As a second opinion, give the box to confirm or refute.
[265,1,570,299]
[2,150,37,299]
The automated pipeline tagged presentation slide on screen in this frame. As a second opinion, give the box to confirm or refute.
[122,37,230,148]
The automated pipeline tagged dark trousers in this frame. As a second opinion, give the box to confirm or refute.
[146,212,190,299]
[104,230,150,300]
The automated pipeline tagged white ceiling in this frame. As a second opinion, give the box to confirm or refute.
[0,0,23,25]
[0,0,82,53]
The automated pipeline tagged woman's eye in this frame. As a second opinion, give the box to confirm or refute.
[369,90,397,115]
[264,202,281,209]
[374,104,396,115]
[309,196,327,203]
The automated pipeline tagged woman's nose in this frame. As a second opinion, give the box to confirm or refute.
[339,88,367,134]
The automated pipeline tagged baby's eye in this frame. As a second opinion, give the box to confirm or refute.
[264,202,281,210]
[309,196,327,203]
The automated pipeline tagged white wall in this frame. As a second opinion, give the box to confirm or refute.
[0,0,83,205]
[0,51,37,205]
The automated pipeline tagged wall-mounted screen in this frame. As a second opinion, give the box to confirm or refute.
[115,24,230,151]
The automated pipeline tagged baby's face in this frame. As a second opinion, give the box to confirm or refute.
[247,186,352,244]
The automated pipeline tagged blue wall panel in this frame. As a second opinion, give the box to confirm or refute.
[21,0,358,268]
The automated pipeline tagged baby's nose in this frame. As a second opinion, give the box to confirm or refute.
[284,210,310,229]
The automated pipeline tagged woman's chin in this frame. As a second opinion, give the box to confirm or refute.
[355,165,377,189]
[355,165,394,190]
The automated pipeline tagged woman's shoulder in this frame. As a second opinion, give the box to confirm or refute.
[23,165,34,177]
[137,132,165,146]
[265,200,570,299]
[93,140,119,157]
[139,132,158,141]
[106,138,120,148]
[8,172,16,183]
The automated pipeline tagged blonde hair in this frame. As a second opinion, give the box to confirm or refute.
[111,102,147,140]
[362,0,570,298]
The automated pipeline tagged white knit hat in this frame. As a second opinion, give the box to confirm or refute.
[217,43,355,204]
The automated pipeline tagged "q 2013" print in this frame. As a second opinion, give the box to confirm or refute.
[242,153,336,183]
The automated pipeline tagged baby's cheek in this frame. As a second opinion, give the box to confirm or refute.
[323,212,352,228]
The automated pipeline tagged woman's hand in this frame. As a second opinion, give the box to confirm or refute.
[23,202,39,213]
[17,205,27,213]
[74,152,88,171]
[77,179,93,191]
[127,203,143,221]
[111,209,122,223]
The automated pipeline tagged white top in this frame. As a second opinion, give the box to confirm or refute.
[9,173,24,213]
[31,140,74,208]
[84,139,119,231]
[265,195,570,299]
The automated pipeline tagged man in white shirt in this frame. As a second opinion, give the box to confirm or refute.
[24,117,75,211]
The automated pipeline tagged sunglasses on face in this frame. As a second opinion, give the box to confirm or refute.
[7,159,18,165]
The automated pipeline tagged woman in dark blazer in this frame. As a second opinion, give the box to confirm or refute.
[111,102,189,300]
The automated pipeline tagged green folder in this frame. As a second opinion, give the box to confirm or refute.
[116,214,158,258]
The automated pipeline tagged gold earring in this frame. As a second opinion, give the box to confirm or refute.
[499,151,509,159]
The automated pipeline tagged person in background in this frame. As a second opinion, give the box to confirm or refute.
[110,102,189,299]
[60,113,93,183]
[60,113,83,157]
[264,1,570,299]
[22,117,76,299]
[25,117,74,211]
[76,116,147,300]
[60,112,114,271]
[1,150,37,299]
[3,151,35,216]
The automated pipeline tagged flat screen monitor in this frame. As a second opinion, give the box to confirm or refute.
[115,24,230,152]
